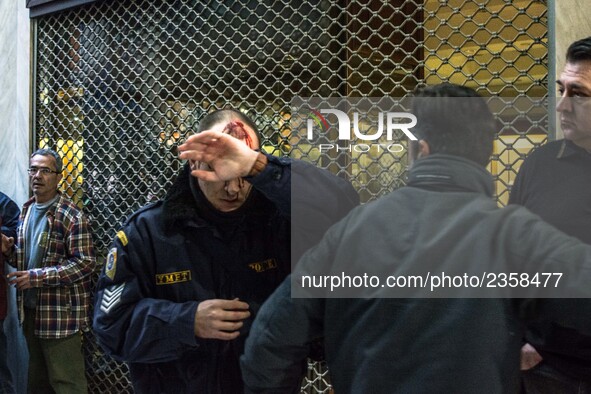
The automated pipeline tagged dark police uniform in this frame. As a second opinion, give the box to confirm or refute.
[93,155,358,393]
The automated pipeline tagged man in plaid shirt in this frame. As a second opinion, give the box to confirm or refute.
[2,149,95,393]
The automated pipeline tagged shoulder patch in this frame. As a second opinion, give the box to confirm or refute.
[105,248,118,280]
[116,230,128,246]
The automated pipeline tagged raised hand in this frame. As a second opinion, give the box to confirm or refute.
[178,130,259,182]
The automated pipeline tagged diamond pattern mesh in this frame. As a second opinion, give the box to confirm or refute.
[34,0,548,392]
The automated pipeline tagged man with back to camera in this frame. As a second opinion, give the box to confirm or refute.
[509,36,591,392]
[92,109,359,393]
[0,191,20,394]
[1,149,96,393]
[239,83,591,394]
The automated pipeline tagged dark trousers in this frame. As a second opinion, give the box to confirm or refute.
[522,362,591,394]
[0,319,15,394]
[23,308,87,394]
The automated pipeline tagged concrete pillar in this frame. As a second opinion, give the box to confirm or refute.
[0,1,30,206]
[0,2,31,393]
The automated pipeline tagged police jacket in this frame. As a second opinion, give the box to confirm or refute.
[93,154,358,393]
[242,154,591,394]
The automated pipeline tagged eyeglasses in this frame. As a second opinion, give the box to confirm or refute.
[28,167,60,176]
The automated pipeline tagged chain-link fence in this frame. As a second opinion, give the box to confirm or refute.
[33,0,548,392]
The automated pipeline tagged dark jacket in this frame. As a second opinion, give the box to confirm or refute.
[0,192,20,240]
[509,139,591,379]
[93,155,358,393]
[0,192,20,320]
[242,154,591,394]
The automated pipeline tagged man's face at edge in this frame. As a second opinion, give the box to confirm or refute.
[556,60,591,150]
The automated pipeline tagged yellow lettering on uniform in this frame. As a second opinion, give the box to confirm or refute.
[248,259,278,273]
[156,270,192,285]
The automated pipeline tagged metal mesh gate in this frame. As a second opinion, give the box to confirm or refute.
[33,1,548,392]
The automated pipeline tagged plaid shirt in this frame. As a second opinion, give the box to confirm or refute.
[10,193,95,339]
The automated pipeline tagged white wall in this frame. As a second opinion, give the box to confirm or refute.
[0,2,31,392]
[0,0,30,206]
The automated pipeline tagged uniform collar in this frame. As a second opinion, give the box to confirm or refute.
[161,164,204,230]
[161,164,267,232]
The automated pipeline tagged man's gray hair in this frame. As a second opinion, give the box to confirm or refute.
[31,148,62,173]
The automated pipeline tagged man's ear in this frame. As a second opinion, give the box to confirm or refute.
[417,140,430,159]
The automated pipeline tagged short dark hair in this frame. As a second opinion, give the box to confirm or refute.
[197,109,262,144]
[566,36,591,63]
[411,83,497,167]
[31,148,62,173]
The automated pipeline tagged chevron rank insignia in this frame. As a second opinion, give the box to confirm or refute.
[105,248,117,280]
[100,283,125,314]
